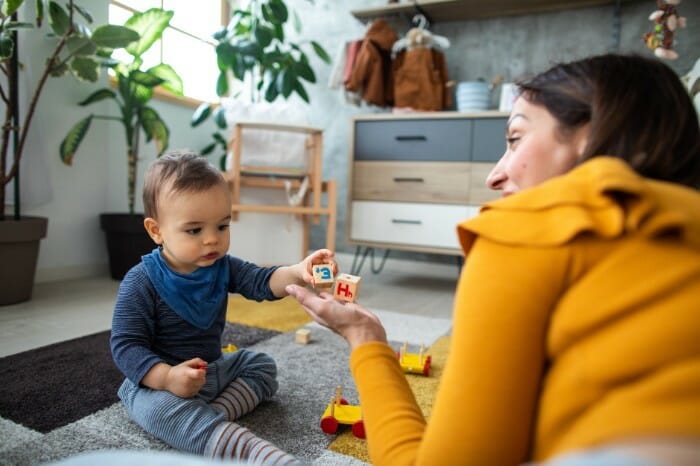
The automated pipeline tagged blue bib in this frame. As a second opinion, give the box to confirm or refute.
[142,248,229,329]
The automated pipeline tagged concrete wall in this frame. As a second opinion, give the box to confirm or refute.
[4,0,699,282]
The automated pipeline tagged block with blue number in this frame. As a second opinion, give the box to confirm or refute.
[333,273,361,303]
[312,264,335,288]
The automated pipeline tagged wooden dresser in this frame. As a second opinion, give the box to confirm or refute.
[347,112,508,257]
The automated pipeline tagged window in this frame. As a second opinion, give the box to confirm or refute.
[109,0,227,105]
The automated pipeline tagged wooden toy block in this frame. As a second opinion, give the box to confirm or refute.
[312,264,334,288]
[295,328,311,344]
[333,273,361,303]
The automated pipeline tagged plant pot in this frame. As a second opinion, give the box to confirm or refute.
[100,213,155,280]
[0,216,48,305]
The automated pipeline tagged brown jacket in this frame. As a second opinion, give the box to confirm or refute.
[346,19,398,107]
[393,47,451,111]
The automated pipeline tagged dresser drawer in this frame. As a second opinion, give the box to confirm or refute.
[350,201,478,249]
[353,161,470,204]
[472,118,507,162]
[469,163,501,205]
[354,119,471,162]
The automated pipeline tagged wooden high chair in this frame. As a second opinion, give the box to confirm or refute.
[224,121,337,259]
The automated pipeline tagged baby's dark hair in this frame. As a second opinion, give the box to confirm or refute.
[517,53,700,188]
[143,150,226,218]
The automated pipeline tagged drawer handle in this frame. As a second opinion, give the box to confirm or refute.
[395,135,427,141]
[393,177,424,183]
[391,219,422,225]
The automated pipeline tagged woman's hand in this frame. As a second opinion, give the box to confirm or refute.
[286,284,387,350]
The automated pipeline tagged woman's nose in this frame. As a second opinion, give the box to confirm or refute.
[486,158,507,190]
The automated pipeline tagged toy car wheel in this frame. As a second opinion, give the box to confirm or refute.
[352,420,366,439]
[321,416,338,434]
[339,397,349,405]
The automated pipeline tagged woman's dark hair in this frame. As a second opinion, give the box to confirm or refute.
[143,150,226,218]
[517,53,700,188]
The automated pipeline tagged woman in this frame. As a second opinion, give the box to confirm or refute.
[286,54,700,465]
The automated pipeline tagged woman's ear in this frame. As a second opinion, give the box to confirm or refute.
[144,217,163,244]
[574,123,591,159]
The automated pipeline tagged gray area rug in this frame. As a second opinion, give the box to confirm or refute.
[0,313,451,465]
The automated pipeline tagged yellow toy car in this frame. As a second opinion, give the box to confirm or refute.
[397,342,431,376]
[320,386,365,439]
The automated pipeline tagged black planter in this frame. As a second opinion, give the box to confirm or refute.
[100,213,155,280]
[0,216,48,305]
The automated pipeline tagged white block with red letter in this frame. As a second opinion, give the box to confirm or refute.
[333,273,361,303]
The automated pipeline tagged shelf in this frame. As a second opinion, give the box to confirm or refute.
[351,0,630,23]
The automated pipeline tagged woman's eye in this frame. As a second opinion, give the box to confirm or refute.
[186,228,201,235]
[506,136,520,147]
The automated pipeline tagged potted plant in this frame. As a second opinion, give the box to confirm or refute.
[59,8,183,280]
[0,0,137,304]
[191,0,330,166]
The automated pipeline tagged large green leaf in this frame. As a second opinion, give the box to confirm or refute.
[277,68,295,97]
[254,25,273,48]
[66,36,96,56]
[78,88,116,106]
[1,0,23,17]
[0,32,14,60]
[70,56,99,82]
[216,42,236,71]
[48,1,70,36]
[132,81,155,104]
[131,69,164,88]
[201,142,216,156]
[216,71,229,97]
[60,115,93,166]
[213,106,228,129]
[147,63,183,95]
[125,8,173,57]
[140,106,169,155]
[92,25,139,49]
[4,21,34,30]
[295,60,315,83]
[264,78,279,102]
[311,40,331,64]
[293,80,309,103]
[191,102,211,127]
[73,4,92,24]
[268,0,288,24]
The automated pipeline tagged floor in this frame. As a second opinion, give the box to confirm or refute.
[0,253,459,358]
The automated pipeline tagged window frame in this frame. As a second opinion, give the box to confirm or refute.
[108,0,229,108]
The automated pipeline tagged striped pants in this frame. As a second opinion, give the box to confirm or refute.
[118,349,278,455]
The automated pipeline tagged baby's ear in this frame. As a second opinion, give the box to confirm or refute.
[143,217,163,244]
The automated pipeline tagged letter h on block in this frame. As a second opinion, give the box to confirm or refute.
[333,273,361,303]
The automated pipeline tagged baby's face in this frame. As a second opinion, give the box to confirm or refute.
[155,182,232,274]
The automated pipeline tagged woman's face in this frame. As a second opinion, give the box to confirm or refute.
[486,96,589,196]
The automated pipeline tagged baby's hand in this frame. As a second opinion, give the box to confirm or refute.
[299,249,337,286]
[165,358,207,398]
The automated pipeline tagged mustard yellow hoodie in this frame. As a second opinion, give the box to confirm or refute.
[350,157,700,465]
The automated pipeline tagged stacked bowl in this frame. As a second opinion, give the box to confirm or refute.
[456,81,490,112]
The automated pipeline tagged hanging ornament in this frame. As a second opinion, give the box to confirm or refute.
[642,0,687,60]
